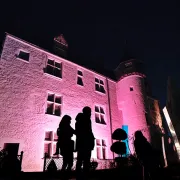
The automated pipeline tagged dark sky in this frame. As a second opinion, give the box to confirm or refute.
[0,0,178,107]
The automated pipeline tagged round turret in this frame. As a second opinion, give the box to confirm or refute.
[115,58,150,153]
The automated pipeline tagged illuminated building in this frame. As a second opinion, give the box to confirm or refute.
[0,33,164,171]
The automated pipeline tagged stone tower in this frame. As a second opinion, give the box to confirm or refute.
[114,55,150,152]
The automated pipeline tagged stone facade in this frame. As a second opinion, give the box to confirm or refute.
[0,34,162,171]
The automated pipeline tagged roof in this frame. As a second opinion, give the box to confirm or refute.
[3,33,117,81]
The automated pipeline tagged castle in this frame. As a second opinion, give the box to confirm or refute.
[0,33,164,171]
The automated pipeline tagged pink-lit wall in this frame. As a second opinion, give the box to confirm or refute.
[0,35,116,171]
[116,76,150,152]
[106,80,123,137]
[0,34,152,171]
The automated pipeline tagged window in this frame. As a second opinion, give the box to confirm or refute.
[44,143,51,157]
[17,50,29,61]
[44,131,59,157]
[96,139,107,159]
[95,78,105,94]
[77,70,84,86]
[46,93,62,116]
[45,131,53,141]
[46,59,62,78]
[95,105,106,125]
[130,87,133,91]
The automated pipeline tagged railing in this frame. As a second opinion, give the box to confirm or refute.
[17,151,24,168]
[43,153,115,172]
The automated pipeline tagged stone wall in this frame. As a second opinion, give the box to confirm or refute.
[0,34,114,171]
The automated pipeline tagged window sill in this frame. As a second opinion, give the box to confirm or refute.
[45,113,61,118]
[44,72,62,81]
[95,90,106,96]
[76,84,84,87]
[95,122,107,126]
[16,57,29,63]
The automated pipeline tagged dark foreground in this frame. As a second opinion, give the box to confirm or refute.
[0,165,180,180]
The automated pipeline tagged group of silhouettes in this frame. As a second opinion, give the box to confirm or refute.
[53,106,163,180]
[53,106,95,176]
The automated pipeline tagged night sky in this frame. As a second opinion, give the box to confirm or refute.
[0,0,178,107]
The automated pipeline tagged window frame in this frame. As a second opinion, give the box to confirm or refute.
[95,77,106,94]
[45,58,62,79]
[77,69,84,86]
[16,49,30,62]
[44,131,60,157]
[45,92,62,117]
[94,105,106,125]
[95,139,107,160]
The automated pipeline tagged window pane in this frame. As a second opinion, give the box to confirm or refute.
[55,96,61,104]
[46,65,54,75]
[45,131,52,141]
[95,114,100,123]
[95,106,99,112]
[102,148,106,159]
[95,84,100,91]
[48,59,54,65]
[18,51,29,61]
[100,107,104,114]
[100,80,104,85]
[95,78,99,83]
[53,143,57,155]
[46,103,53,115]
[54,68,61,78]
[55,62,61,69]
[96,139,101,146]
[54,132,58,141]
[102,140,106,146]
[54,105,61,116]
[44,143,51,157]
[77,77,84,86]
[77,70,83,76]
[100,86,105,93]
[97,147,101,159]
[47,94,54,102]
[100,115,106,125]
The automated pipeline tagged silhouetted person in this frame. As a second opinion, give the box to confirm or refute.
[134,130,159,180]
[75,107,95,178]
[55,115,75,171]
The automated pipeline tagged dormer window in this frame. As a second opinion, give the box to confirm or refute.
[17,50,30,61]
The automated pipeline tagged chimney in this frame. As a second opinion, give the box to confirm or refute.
[53,34,68,58]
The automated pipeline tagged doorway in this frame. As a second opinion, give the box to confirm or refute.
[4,143,19,156]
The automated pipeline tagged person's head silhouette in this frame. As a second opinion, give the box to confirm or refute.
[82,106,91,118]
[134,130,147,142]
[59,115,71,128]
[75,113,83,121]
